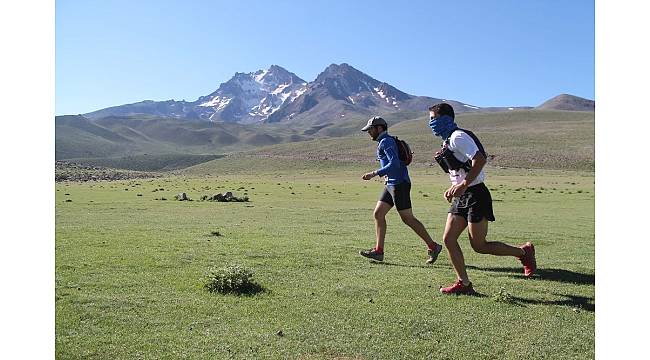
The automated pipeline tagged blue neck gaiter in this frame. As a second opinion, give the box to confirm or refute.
[429,115,458,139]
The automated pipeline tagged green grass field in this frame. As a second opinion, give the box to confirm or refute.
[56,164,594,359]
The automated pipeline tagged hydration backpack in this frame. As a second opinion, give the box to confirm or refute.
[433,128,487,173]
[391,136,413,166]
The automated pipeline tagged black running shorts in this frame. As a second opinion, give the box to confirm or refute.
[379,182,412,211]
[449,182,496,223]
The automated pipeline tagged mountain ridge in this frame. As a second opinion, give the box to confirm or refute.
[81,63,568,125]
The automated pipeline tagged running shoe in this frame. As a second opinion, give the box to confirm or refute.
[426,243,444,265]
[440,280,475,295]
[519,242,536,277]
[359,248,384,261]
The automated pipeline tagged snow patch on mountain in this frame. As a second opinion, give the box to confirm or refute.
[271,83,290,95]
[199,96,232,111]
[254,69,269,82]
[290,86,308,102]
[374,86,398,105]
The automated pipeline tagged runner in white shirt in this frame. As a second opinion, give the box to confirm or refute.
[428,103,537,295]
[446,130,485,187]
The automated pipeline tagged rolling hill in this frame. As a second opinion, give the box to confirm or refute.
[55,114,311,160]
[184,109,595,174]
[536,94,595,111]
[57,109,594,172]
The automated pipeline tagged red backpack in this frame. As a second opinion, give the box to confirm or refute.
[391,136,413,166]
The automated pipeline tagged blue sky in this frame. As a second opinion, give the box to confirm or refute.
[55,0,594,115]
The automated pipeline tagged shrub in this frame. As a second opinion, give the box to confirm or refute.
[492,287,515,304]
[204,264,263,295]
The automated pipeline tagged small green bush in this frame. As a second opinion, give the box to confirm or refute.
[492,287,515,304]
[204,264,263,295]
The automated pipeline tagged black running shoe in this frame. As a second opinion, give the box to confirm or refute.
[426,243,443,265]
[359,248,384,261]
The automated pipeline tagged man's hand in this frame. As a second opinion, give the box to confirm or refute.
[362,171,377,180]
[444,182,468,202]
[443,188,453,203]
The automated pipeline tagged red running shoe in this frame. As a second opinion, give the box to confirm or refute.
[519,242,536,277]
[440,280,475,295]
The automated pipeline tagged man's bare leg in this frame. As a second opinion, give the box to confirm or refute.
[443,214,470,284]
[373,201,392,250]
[397,208,437,249]
[467,219,524,257]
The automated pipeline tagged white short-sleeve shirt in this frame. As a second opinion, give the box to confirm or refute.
[447,130,486,186]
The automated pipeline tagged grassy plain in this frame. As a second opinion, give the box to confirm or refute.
[56,162,594,359]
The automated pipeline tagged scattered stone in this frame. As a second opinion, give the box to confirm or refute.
[175,192,189,201]
[276,330,284,337]
[203,192,249,202]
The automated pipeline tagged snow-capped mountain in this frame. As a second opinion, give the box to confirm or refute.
[194,65,307,123]
[84,65,308,123]
[264,63,484,124]
[83,63,533,124]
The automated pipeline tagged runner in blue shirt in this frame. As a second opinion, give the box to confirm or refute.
[359,116,443,264]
